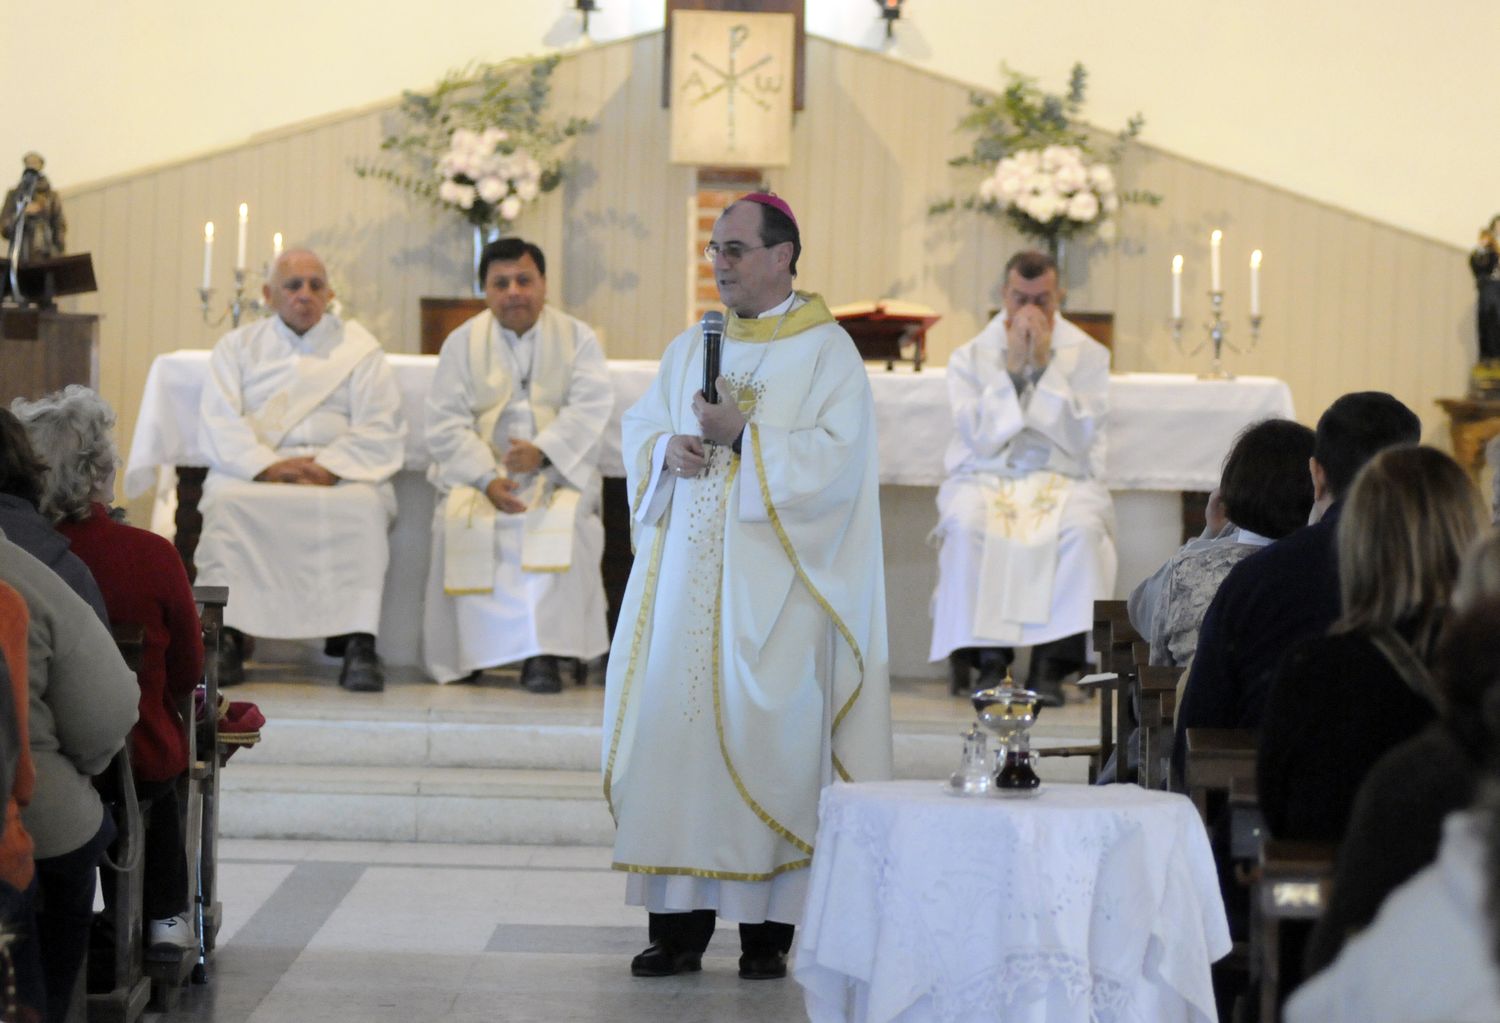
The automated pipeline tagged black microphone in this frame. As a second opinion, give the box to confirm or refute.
[13,167,38,208]
[701,310,725,404]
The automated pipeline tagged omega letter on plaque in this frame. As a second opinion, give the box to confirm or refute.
[670,10,794,168]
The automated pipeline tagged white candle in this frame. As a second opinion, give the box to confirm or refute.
[1210,230,1222,293]
[1250,249,1263,316]
[272,232,283,260]
[1171,254,1183,320]
[202,222,214,289]
[237,203,249,270]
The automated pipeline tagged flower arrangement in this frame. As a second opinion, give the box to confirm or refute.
[356,54,591,233]
[932,63,1159,253]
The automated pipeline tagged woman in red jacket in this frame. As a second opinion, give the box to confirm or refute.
[14,386,204,951]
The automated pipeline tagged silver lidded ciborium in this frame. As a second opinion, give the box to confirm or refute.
[971,668,1042,793]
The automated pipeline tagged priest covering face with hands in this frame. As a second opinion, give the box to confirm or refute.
[929,249,1116,706]
[602,193,892,981]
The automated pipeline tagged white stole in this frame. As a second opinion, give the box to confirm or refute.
[443,310,580,593]
[973,472,1072,643]
[247,319,380,449]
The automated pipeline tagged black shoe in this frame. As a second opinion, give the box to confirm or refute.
[973,647,1014,691]
[339,633,385,692]
[738,950,788,980]
[323,635,350,658]
[521,655,562,694]
[217,628,246,688]
[630,942,702,977]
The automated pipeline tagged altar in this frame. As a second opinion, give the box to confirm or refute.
[124,350,1294,675]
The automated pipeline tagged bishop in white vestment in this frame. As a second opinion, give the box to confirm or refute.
[423,238,613,691]
[603,194,892,980]
[196,249,405,691]
[929,250,1116,704]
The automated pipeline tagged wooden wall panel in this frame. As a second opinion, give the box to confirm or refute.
[55,32,1476,525]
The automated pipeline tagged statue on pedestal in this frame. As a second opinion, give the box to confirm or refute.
[0,152,67,262]
[1470,215,1500,395]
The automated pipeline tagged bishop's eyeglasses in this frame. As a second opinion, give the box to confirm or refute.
[702,241,770,264]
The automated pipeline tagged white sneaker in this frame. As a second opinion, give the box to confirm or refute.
[148,914,196,951]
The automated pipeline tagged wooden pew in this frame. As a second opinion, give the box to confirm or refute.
[1136,664,1182,790]
[1183,727,1256,820]
[1082,600,1138,782]
[1255,839,1336,1023]
[86,626,151,1023]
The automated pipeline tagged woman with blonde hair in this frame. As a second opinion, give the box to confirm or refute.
[1259,445,1486,845]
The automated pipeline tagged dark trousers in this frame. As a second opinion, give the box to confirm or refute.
[95,772,190,920]
[0,876,45,1021]
[649,910,795,957]
[35,807,115,1023]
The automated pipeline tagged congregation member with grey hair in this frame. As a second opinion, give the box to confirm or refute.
[15,385,205,953]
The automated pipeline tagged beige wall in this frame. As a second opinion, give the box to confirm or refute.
[9,1,1497,250]
[55,34,1470,525]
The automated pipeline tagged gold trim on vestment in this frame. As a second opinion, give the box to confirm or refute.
[611,859,811,882]
[519,564,569,574]
[602,512,669,821]
[725,292,835,343]
[711,457,815,855]
[443,586,494,596]
[630,432,668,521]
[749,423,864,784]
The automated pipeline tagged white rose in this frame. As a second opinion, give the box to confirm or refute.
[1023,172,1051,195]
[1041,145,1074,171]
[499,195,523,220]
[978,177,998,203]
[1013,149,1041,173]
[1022,193,1059,223]
[451,128,480,155]
[1067,191,1100,222]
[516,179,540,202]
[437,180,462,204]
[1054,162,1089,193]
[454,184,477,210]
[997,171,1025,201]
[1088,164,1116,193]
[476,175,508,204]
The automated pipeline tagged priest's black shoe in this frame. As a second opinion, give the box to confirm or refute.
[338,633,385,692]
[521,655,562,694]
[217,627,246,688]
[738,950,788,980]
[629,942,702,977]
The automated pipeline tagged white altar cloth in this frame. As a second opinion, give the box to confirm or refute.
[795,781,1231,1023]
[124,351,1294,498]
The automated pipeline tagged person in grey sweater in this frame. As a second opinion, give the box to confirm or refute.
[0,530,137,1023]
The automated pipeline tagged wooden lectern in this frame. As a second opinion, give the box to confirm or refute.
[832,300,940,371]
[0,253,100,406]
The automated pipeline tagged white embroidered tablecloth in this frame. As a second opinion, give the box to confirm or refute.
[794,781,1231,1023]
[124,351,1293,498]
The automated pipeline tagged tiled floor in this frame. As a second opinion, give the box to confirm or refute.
[159,840,810,1022]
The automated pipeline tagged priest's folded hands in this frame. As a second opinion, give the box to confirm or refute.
[255,456,338,486]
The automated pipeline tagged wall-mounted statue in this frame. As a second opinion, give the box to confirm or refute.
[1473,213,1500,366]
[0,151,67,261]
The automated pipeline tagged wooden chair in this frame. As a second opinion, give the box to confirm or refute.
[1080,600,1139,782]
[185,585,228,985]
[1254,839,1336,1023]
[86,625,152,1023]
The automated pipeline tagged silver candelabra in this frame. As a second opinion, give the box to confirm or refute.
[1172,290,1262,380]
[197,266,267,329]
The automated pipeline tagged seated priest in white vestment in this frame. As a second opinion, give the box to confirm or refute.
[196,248,406,692]
[602,193,892,981]
[422,238,612,692]
[929,249,1116,706]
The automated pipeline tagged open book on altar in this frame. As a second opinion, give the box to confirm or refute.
[829,299,941,372]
